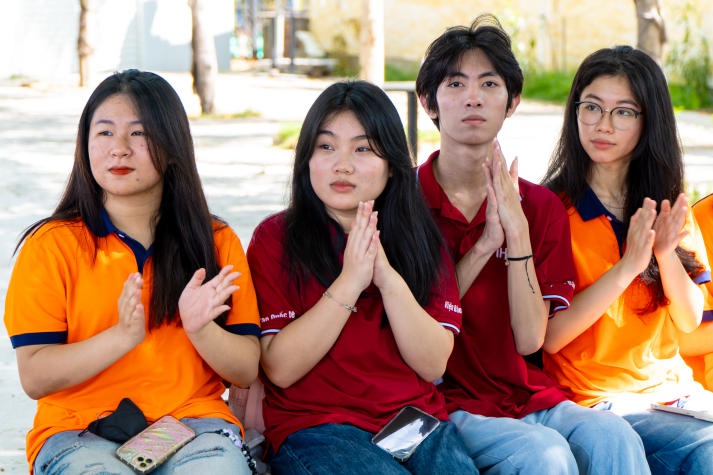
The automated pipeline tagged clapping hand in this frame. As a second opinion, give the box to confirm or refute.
[116,272,146,346]
[179,265,240,334]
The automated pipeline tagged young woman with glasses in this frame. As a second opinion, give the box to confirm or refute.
[541,45,713,473]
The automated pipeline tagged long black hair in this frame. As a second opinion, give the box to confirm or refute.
[284,80,444,305]
[17,69,223,327]
[542,46,704,312]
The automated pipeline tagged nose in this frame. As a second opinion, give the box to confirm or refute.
[110,136,131,158]
[334,152,354,174]
[595,112,615,132]
[465,85,483,108]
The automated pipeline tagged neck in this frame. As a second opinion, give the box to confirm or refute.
[104,197,160,249]
[433,143,490,222]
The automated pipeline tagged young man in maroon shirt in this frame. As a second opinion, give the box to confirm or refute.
[414,14,649,475]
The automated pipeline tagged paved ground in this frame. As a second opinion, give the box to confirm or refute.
[0,71,711,473]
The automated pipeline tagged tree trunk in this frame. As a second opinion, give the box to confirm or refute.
[190,0,218,115]
[634,0,667,64]
[359,0,384,86]
[77,0,94,87]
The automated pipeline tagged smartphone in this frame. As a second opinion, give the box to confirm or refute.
[115,415,196,473]
[371,406,441,462]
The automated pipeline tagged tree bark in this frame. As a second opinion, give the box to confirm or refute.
[634,0,667,64]
[77,0,94,87]
[359,0,384,85]
[190,0,218,115]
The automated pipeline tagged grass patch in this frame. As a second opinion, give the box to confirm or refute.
[273,122,302,149]
[522,70,574,104]
[198,109,262,120]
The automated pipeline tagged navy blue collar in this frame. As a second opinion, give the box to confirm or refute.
[575,186,625,254]
[100,209,153,272]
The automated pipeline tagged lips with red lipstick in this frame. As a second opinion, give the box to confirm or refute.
[330,180,355,192]
[109,167,133,175]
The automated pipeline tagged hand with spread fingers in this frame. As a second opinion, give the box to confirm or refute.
[179,265,241,335]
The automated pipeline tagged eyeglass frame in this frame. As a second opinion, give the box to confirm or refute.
[574,101,643,130]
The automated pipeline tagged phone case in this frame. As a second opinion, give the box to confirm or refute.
[115,415,196,473]
[371,406,441,461]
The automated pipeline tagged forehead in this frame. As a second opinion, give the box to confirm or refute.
[580,75,638,105]
[92,94,139,121]
[446,48,498,78]
[320,110,364,134]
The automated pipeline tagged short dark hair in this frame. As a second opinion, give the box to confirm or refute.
[416,13,523,129]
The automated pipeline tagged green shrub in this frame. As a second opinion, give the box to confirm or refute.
[521,70,574,104]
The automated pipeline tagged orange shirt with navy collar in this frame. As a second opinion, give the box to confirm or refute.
[4,210,260,468]
[684,193,713,390]
[418,151,576,419]
[543,187,710,407]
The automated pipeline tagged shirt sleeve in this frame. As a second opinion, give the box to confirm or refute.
[526,187,576,316]
[246,215,298,336]
[4,224,73,348]
[422,246,463,334]
[214,224,261,337]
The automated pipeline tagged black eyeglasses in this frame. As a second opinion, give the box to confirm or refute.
[575,101,643,130]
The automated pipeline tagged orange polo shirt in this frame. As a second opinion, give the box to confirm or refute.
[684,194,713,390]
[544,189,709,407]
[4,217,260,469]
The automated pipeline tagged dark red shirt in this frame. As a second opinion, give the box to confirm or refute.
[418,151,575,418]
[247,211,463,452]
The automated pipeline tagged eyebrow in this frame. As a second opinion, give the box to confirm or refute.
[581,93,639,108]
[92,118,143,126]
[446,70,500,80]
[316,129,370,142]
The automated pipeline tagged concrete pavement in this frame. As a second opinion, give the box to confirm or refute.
[0,71,712,473]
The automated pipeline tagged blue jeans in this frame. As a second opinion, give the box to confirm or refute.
[450,401,649,475]
[269,421,478,474]
[34,418,253,475]
[619,407,713,474]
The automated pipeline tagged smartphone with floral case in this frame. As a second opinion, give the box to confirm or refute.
[115,415,196,473]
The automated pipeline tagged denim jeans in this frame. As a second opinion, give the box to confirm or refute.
[269,421,478,474]
[619,406,713,475]
[34,417,253,475]
[450,401,650,475]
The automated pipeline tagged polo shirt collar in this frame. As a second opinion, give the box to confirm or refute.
[417,150,487,226]
[99,208,154,272]
[575,186,616,222]
[575,185,625,252]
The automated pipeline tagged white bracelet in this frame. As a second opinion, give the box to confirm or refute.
[323,290,357,313]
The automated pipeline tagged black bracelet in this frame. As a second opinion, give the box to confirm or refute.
[505,254,536,294]
[506,254,533,263]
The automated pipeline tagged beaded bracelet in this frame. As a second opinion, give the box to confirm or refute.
[323,290,357,313]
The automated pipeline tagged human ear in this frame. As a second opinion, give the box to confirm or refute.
[506,94,521,118]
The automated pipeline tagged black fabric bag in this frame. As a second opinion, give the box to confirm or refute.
[82,397,149,443]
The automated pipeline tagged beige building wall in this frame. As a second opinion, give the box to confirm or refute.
[308,0,712,72]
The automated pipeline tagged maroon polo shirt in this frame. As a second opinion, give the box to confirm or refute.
[418,151,575,418]
[247,211,463,452]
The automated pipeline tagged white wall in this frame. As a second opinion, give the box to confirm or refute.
[0,0,235,81]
